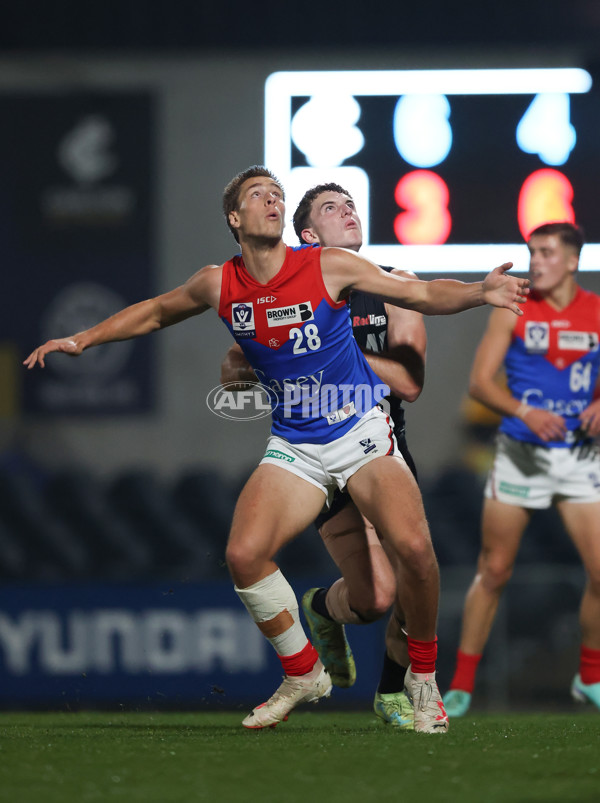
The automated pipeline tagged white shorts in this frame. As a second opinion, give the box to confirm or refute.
[260,405,400,505]
[485,433,600,508]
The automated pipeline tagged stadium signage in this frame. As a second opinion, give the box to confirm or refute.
[0,609,266,674]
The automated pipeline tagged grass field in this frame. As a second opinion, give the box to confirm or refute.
[1,710,598,803]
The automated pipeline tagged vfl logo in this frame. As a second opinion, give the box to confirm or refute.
[359,438,377,455]
[266,301,314,327]
[206,382,278,420]
[524,321,549,353]
[326,401,356,425]
[231,302,256,338]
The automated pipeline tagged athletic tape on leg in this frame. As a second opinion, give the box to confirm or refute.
[235,568,300,624]
[326,578,365,625]
[235,569,308,657]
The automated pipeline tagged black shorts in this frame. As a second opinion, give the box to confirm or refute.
[314,427,418,529]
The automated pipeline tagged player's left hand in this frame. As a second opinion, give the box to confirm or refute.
[482,262,530,315]
[578,399,600,438]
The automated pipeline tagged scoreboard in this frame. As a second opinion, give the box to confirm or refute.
[264,68,599,272]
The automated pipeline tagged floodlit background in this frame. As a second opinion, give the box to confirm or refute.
[0,1,599,710]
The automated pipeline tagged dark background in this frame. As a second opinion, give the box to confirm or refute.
[4,1,600,54]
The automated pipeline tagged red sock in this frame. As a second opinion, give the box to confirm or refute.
[407,635,437,674]
[279,642,319,676]
[449,649,482,693]
[580,645,600,685]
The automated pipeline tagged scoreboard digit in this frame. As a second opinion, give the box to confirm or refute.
[265,68,598,272]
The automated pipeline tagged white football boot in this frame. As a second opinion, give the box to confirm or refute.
[403,664,449,734]
[242,660,332,729]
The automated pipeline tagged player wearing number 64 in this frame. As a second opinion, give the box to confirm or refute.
[444,221,600,718]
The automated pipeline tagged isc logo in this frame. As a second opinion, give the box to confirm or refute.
[256,296,277,304]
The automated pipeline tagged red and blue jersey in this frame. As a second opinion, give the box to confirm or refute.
[500,287,600,447]
[218,245,386,443]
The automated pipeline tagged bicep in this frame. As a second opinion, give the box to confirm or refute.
[321,248,411,301]
[384,271,427,355]
[158,265,220,323]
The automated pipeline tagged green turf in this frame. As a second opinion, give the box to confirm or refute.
[0,710,598,803]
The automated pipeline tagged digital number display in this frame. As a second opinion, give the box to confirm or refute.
[265,69,599,272]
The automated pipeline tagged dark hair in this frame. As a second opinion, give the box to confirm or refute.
[222,165,284,243]
[292,182,352,243]
[528,221,585,256]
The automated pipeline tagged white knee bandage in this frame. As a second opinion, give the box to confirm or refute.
[235,568,300,625]
[235,569,306,656]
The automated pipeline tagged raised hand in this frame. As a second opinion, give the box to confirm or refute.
[482,262,530,315]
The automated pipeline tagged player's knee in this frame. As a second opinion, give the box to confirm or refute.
[352,585,394,621]
[398,536,437,580]
[358,598,393,622]
[480,559,514,593]
[224,542,243,576]
[225,539,266,578]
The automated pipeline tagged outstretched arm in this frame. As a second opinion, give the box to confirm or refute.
[24,264,222,369]
[321,248,529,316]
